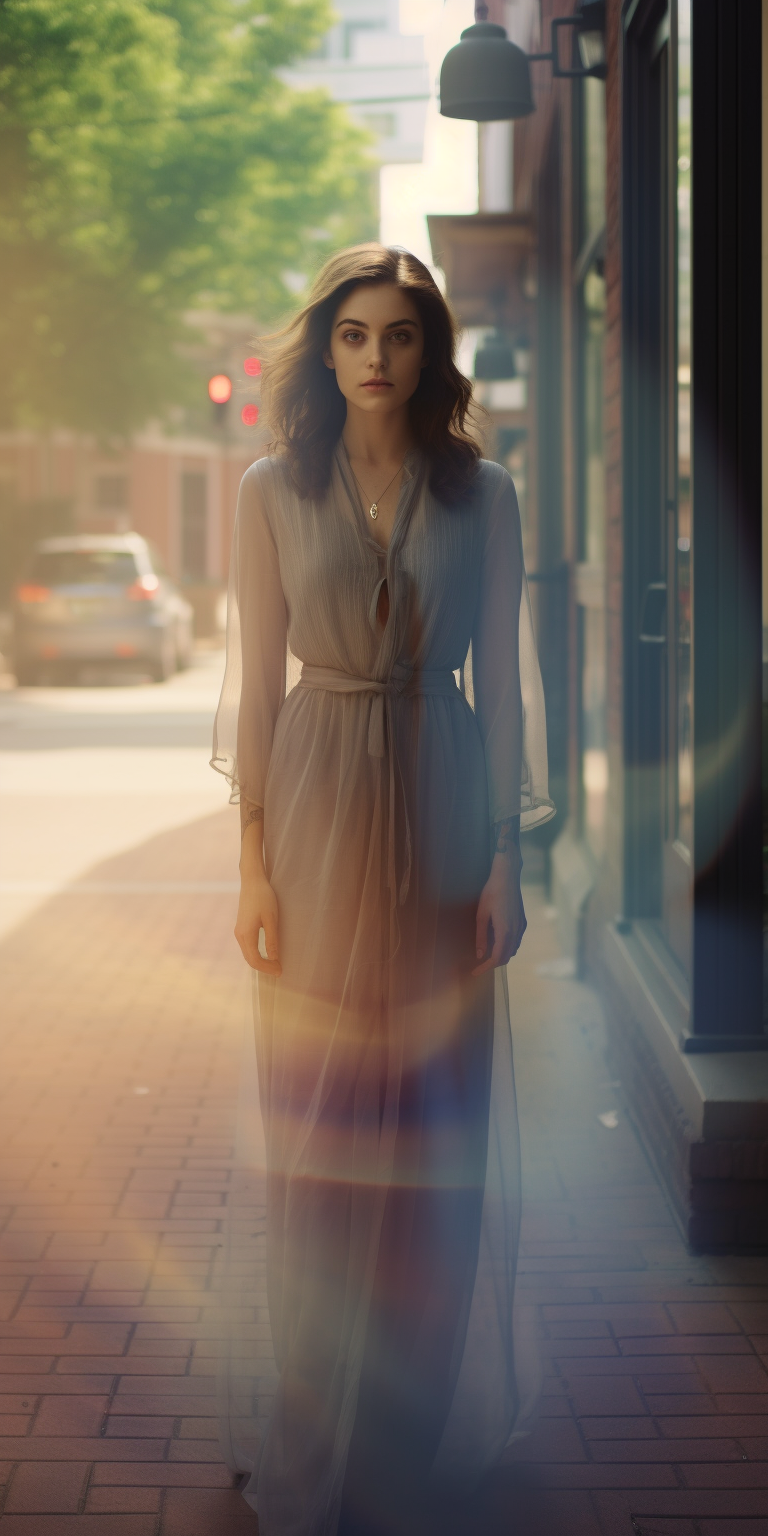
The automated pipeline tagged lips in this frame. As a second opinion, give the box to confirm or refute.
[361,379,393,390]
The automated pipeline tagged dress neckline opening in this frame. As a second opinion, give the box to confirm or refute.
[337,439,419,560]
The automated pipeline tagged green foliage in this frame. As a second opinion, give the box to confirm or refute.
[0,0,376,434]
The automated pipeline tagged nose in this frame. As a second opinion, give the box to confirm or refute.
[367,336,387,372]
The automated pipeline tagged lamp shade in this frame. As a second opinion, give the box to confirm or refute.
[440,22,535,122]
[577,0,607,73]
[474,331,517,381]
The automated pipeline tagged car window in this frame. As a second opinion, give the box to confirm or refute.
[31,550,139,585]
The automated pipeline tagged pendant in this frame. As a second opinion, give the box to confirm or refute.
[369,503,378,520]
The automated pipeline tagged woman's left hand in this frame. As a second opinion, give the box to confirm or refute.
[472,850,527,976]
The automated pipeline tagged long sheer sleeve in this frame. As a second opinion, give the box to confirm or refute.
[211,461,288,807]
[472,469,555,832]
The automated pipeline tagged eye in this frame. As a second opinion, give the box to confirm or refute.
[389,330,413,343]
[342,329,364,342]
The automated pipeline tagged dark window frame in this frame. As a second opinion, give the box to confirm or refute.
[621,0,668,924]
[689,0,763,1046]
[621,0,764,1047]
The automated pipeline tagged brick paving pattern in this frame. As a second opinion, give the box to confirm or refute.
[0,809,766,1535]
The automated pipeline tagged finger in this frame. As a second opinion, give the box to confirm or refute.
[243,943,282,975]
[507,915,528,959]
[471,953,497,976]
[262,910,280,965]
[252,955,282,976]
[472,928,506,977]
[234,926,281,975]
[501,924,522,963]
[475,900,490,963]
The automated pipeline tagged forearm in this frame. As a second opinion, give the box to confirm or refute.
[474,814,527,972]
[235,798,281,974]
[239,798,266,881]
[493,814,521,859]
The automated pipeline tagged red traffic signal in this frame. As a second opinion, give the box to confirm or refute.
[243,357,261,377]
[241,404,259,426]
[208,374,232,404]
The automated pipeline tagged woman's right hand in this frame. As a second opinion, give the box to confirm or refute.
[235,874,281,975]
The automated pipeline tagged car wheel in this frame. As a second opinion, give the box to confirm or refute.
[150,633,176,683]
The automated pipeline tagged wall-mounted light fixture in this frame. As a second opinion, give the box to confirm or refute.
[440,1,606,123]
[575,1,607,76]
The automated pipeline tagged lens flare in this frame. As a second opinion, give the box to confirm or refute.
[208,374,232,404]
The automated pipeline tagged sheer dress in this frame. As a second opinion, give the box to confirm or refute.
[211,444,554,1536]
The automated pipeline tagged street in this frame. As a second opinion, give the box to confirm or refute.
[0,653,234,940]
[0,658,767,1534]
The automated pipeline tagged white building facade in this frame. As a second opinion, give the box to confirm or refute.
[282,0,429,171]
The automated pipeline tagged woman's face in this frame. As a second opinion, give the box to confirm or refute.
[324,282,426,416]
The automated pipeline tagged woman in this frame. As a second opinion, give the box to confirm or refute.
[211,244,554,1536]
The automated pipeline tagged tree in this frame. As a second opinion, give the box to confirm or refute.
[0,0,376,434]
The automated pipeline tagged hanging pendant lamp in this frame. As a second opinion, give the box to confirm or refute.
[439,4,535,122]
[474,331,517,382]
[440,1,607,122]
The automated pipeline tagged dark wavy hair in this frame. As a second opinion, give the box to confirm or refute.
[260,244,481,505]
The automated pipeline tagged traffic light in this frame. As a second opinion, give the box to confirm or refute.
[241,360,260,427]
[208,373,232,429]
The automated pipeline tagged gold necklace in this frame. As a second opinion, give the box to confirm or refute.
[349,459,405,521]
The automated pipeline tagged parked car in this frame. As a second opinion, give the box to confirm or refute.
[13,535,194,685]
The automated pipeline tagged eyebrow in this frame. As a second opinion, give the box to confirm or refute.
[334,316,419,329]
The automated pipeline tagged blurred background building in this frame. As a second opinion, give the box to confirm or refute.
[429,0,766,1251]
[281,0,429,172]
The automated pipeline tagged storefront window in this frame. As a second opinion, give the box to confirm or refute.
[580,269,607,861]
[762,0,768,982]
[675,0,692,853]
[578,79,608,862]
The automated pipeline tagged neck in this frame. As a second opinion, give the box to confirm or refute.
[341,403,415,468]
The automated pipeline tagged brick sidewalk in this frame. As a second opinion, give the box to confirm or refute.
[489,902,768,1536]
[0,810,766,1535]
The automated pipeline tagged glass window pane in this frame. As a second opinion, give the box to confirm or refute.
[583,606,608,859]
[583,269,606,567]
[30,549,139,585]
[580,269,608,861]
[578,73,608,863]
[675,0,692,851]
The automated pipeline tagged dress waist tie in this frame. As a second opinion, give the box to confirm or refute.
[298,663,458,913]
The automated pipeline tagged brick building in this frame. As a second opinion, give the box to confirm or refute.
[0,427,254,592]
[0,310,270,630]
[431,0,767,1249]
